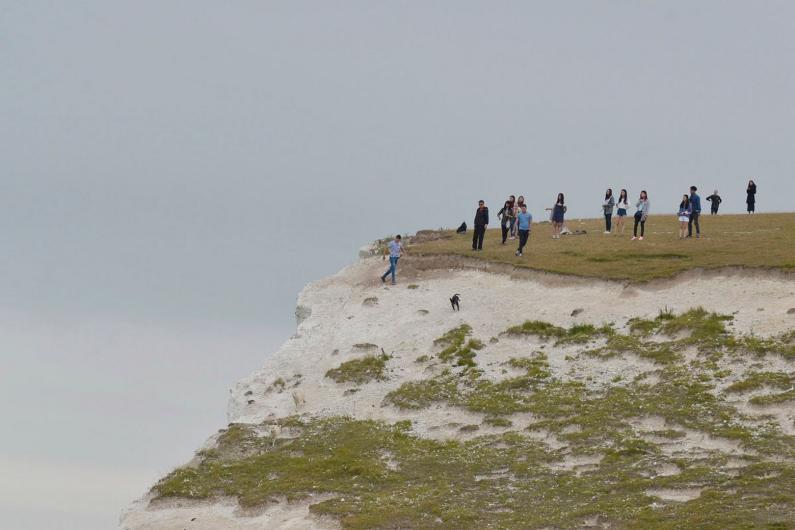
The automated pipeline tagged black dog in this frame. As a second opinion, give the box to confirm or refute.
[450,294,461,311]
[456,222,467,234]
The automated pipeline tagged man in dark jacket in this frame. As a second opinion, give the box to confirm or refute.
[687,186,701,238]
[472,200,489,251]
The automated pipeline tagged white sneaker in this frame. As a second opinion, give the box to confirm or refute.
[604,231,611,234]
[639,236,644,241]
[631,236,638,240]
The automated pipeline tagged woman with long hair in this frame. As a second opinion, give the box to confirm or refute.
[631,190,650,241]
[615,189,629,235]
[513,196,526,239]
[545,193,567,239]
[677,194,691,239]
[498,195,516,244]
[746,180,757,213]
[602,188,615,234]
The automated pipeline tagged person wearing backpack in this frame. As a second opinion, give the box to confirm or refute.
[602,188,615,234]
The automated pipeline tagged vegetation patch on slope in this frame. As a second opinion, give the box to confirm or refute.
[325,354,391,384]
[153,310,795,529]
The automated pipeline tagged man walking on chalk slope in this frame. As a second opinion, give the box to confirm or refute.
[381,235,404,285]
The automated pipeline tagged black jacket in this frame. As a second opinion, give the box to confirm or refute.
[474,206,489,227]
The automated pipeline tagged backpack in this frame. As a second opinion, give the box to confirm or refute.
[456,222,467,234]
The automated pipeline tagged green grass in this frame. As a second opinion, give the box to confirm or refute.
[325,354,391,384]
[409,213,795,281]
[505,320,613,345]
[433,324,482,369]
[725,372,793,394]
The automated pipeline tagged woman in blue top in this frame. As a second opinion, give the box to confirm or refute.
[677,194,691,239]
[545,193,567,240]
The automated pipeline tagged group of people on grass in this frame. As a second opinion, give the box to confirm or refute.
[381,180,759,284]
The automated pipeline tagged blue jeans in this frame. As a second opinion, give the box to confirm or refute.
[382,256,399,283]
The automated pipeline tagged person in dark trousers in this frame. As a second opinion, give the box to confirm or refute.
[747,180,757,213]
[687,186,701,238]
[631,190,650,240]
[497,195,516,244]
[602,188,615,234]
[706,190,722,215]
[472,200,489,251]
[514,203,532,256]
[380,235,404,285]
[678,194,692,239]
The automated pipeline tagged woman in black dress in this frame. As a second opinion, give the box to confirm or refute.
[746,180,757,213]
[545,193,567,239]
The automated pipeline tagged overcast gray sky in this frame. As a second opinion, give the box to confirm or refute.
[2,1,794,528]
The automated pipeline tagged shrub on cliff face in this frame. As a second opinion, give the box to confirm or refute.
[325,354,390,384]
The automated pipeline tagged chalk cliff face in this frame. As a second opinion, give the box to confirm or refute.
[121,256,795,529]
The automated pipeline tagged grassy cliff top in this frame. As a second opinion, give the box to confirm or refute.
[410,213,795,282]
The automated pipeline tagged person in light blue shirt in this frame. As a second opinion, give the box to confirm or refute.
[687,185,702,238]
[380,235,404,285]
[514,204,532,257]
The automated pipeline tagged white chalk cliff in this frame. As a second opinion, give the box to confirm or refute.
[120,254,795,529]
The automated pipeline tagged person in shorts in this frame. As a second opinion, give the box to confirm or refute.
[615,188,629,235]
[677,194,692,239]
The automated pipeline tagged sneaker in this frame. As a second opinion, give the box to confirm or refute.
[391,282,396,285]
[696,234,700,239]
[639,236,644,241]
[380,276,386,283]
[518,252,523,257]
[604,231,610,234]
[631,236,638,240]
[514,250,520,256]
[509,236,516,240]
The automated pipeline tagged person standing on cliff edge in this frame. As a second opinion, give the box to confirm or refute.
[380,235,405,285]
[472,199,489,251]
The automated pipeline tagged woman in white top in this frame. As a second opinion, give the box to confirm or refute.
[631,190,650,240]
[614,189,629,235]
